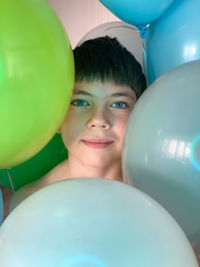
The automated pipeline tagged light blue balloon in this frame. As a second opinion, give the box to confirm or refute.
[0,178,198,266]
[144,0,200,84]
[99,0,174,28]
[0,188,3,225]
[122,60,200,258]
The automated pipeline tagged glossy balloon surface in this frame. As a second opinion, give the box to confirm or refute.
[144,0,200,83]
[0,178,198,266]
[99,0,174,27]
[0,0,74,168]
[122,60,200,255]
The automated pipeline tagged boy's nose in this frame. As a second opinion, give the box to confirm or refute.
[87,110,111,130]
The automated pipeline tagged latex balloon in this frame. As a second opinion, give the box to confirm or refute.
[122,60,200,257]
[0,188,3,225]
[99,0,174,29]
[0,178,198,266]
[78,21,143,68]
[0,134,68,191]
[0,0,74,168]
[144,0,200,84]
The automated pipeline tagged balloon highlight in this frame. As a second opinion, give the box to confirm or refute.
[190,135,200,171]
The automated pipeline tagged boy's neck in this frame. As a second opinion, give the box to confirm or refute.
[9,156,124,212]
[49,155,124,183]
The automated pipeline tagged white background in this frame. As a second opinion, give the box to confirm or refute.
[47,0,120,48]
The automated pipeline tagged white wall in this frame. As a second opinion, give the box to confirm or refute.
[47,0,120,48]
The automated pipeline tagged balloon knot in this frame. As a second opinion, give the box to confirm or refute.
[139,25,149,39]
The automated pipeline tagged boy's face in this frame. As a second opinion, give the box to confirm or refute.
[60,80,137,168]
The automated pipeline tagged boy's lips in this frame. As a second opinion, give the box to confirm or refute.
[81,139,114,149]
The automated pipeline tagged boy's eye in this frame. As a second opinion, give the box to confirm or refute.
[71,99,89,106]
[111,101,129,109]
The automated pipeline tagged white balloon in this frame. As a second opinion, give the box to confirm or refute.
[122,60,200,256]
[78,21,143,68]
[0,178,198,267]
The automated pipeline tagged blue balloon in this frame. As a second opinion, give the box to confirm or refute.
[144,0,200,84]
[99,0,174,29]
[0,188,3,224]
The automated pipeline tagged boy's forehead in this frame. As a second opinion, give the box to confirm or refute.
[73,80,136,99]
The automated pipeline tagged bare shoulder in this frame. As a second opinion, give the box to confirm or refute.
[9,179,40,212]
[9,160,69,212]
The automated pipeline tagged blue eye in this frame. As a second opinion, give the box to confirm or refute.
[111,102,128,109]
[71,99,89,106]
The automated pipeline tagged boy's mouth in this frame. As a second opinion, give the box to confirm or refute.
[81,139,114,149]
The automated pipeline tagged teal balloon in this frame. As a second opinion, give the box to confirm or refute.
[0,134,67,191]
[99,0,174,28]
[122,60,200,257]
[0,188,3,224]
[144,0,200,83]
[0,178,198,266]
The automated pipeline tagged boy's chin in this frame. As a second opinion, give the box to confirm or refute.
[81,156,118,169]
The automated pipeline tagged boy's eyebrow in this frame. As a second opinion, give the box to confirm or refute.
[73,90,135,100]
[110,92,136,100]
[73,90,93,96]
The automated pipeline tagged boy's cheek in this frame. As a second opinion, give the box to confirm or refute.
[114,121,128,140]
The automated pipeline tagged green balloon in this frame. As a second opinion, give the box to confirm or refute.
[0,0,74,168]
[0,134,68,191]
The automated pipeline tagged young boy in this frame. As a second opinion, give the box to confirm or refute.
[9,36,147,211]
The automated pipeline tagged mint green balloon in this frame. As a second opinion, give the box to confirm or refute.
[0,0,74,168]
[0,179,198,266]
